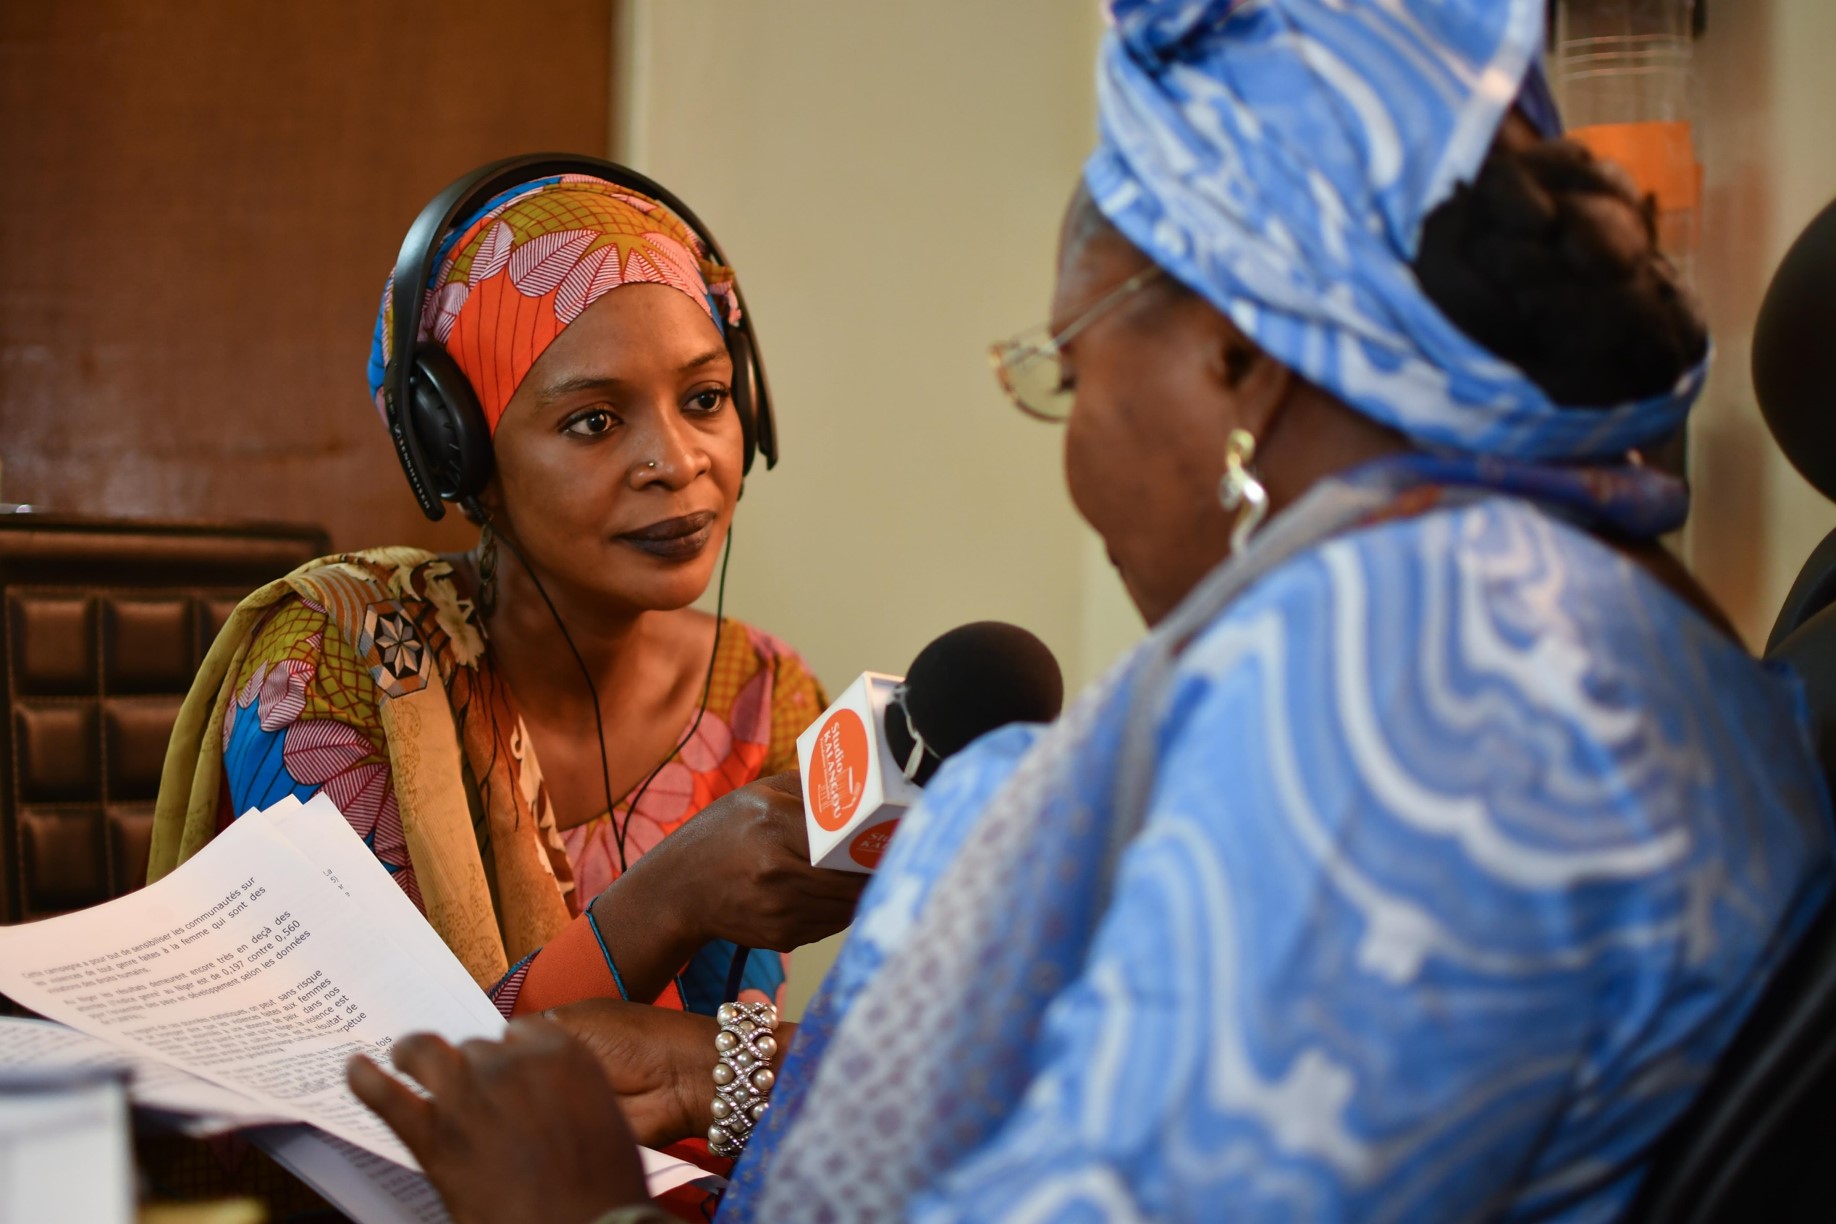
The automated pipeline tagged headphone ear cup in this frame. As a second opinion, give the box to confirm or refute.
[726,327,759,476]
[408,347,494,503]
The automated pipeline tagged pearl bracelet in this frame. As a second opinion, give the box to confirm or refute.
[708,999,778,1158]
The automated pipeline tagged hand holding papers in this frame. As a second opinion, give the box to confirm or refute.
[0,795,502,1169]
[0,794,715,1220]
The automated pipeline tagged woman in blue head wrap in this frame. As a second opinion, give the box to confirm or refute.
[348,3,1834,1220]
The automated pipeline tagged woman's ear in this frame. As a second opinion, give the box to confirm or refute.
[1215,333,1292,438]
[470,475,506,527]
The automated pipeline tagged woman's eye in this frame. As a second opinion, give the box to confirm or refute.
[687,388,729,415]
[563,409,616,437]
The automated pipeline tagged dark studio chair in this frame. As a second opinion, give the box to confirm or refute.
[0,514,326,929]
[1627,198,1836,1222]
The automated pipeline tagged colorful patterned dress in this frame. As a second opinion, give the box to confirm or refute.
[148,549,826,1018]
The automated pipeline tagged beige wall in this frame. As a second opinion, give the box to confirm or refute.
[613,2,1111,1014]
[1687,0,1836,645]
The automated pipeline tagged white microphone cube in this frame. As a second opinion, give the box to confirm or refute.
[797,672,923,873]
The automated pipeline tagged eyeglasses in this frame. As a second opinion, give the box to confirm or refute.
[988,267,1164,422]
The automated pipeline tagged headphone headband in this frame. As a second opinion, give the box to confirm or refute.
[383,153,777,520]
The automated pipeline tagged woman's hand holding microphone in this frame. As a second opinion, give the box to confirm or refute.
[588,771,867,1004]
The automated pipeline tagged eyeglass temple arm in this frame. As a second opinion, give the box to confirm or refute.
[1050,266,1166,348]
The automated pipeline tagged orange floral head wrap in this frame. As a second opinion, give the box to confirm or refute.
[367,174,739,433]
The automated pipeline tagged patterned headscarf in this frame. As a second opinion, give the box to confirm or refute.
[365,176,739,433]
[1085,0,1707,460]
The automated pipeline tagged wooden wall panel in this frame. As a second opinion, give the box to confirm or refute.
[0,1,613,552]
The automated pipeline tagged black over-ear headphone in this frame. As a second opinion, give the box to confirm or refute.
[382,153,778,522]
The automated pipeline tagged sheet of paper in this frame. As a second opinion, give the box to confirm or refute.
[642,1147,729,1198]
[0,801,505,1169]
[1,1016,710,1217]
[0,796,708,1217]
[0,1016,284,1127]
[253,1125,452,1224]
[258,796,502,1030]
[252,1125,719,1224]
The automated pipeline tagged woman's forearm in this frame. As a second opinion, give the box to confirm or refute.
[587,870,707,1004]
[543,1000,799,1149]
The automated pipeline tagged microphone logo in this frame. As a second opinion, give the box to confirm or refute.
[849,822,898,869]
[808,708,870,832]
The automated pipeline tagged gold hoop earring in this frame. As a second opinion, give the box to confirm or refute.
[1219,427,1268,554]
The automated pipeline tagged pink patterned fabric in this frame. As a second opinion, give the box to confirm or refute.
[367,176,740,433]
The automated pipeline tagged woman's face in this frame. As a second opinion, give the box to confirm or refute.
[487,284,745,615]
[1055,215,1244,627]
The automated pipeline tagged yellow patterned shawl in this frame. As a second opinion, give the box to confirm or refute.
[148,548,570,986]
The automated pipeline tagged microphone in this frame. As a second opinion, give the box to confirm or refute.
[724,623,1061,1003]
[797,622,1063,871]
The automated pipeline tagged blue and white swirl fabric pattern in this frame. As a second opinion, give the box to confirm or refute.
[716,4,1815,1218]
[725,494,1831,1222]
[1085,0,1706,459]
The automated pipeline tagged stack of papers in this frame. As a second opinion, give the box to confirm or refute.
[0,795,716,1223]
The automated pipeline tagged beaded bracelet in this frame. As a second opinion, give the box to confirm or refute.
[708,1000,778,1157]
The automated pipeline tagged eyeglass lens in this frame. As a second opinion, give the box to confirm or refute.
[996,340,1073,421]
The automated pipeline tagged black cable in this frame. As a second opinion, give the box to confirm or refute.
[467,498,621,870]
[467,497,728,876]
[722,945,753,1003]
[613,528,730,872]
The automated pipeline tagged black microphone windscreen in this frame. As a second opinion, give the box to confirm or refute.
[885,622,1064,785]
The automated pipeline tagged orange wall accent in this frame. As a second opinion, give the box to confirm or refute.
[1571,119,1704,213]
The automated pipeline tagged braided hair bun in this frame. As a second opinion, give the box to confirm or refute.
[1414,134,1708,409]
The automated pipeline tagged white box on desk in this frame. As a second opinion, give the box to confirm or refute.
[797,672,923,873]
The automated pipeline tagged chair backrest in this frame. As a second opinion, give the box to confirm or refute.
[1625,536,1836,1223]
[1625,183,1836,1222]
[0,513,326,926]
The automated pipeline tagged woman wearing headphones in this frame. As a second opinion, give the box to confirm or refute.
[148,167,863,1023]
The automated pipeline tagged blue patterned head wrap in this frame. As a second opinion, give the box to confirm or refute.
[1085,0,1707,461]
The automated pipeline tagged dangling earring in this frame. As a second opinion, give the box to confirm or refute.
[475,522,499,619]
[1219,427,1268,555]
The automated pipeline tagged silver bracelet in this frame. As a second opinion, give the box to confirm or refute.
[708,999,778,1157]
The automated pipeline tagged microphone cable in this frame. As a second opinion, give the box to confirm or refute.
[612,528,730,872]
[723,943,752,1004]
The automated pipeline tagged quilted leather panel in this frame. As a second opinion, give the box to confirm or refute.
[9,594,96,696]
[105,698,185,801]
[15,702,101,802]
[105,597,196,694]
[0,517,327,926]
[202,597,242,651]
[19,806,106,915]
[108,806,155,899]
